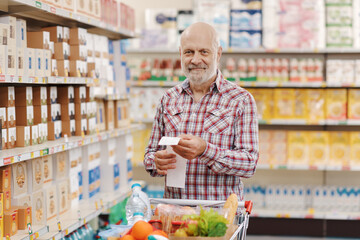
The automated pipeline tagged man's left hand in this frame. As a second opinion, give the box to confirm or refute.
[172,134,207,160]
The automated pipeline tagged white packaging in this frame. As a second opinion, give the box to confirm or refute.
[35,49,43,76]
[0,45,6,74]
[25,48,35,77]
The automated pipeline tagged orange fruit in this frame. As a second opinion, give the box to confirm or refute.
[120,235,135,240]
[131,221,153,240]
[146,230,169,239]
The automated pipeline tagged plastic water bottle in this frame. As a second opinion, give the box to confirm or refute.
[126,183,151,224]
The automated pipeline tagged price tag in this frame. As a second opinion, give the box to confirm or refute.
[6,234,10,240]
[10,156,14,163]
[40,150,44,156]
[137,81,143,86]
[31,152,34,158]
[42,77,46,83]
[100,199,104,208]
[19,76,22,82]
[65,229,69,235]
[28,223,33,234]
[34,77,39,83]
[83,218,87,224]
[81,131,85,139]
[35,232,39,238]
[95,201,99,210]
[62,144,66,151]
[57,221,62,232]
[30,235,34,240]
[159,81,164,87]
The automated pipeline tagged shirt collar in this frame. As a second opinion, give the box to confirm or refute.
[181,70,224,94]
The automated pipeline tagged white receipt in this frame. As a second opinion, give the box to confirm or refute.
[158,136,187,188]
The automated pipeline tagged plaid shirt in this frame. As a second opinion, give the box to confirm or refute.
[144,71,259,201]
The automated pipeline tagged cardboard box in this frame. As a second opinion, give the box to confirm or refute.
[87,117,96,135]
[4,210,17,236]
[7,107,16,128]
[69,60,85,77]
[48,86,58,104]
[329,131,350,167]
[30,158,44,192]
[5,45,16,75]
[63,27,70,43]
[0,216,2,239]
[96,100,105,131]
[350,132,360,167]
[74,86,86,103]
[54,42,70,60]
[25,48,35,77]
[70,45,87,61]
[58,86,75,104]
[69,27,87,45]
[0,23,9,46]
[115,99,130,128]
[63,0,75,11]
[86,86,95,102]
[4,190,11,211]
[326,89,347,120]
[61,103,75,120]
[105,100,114,130]
[33,87,47,106]
[348,89,360,119]
[56,60,69,77]
[43,49,51,77]
[27,31,50,49]
[0,166,11,192]
[32,190,45,225]
[15,206,31,230]
[93,0,101,19]
[287,131,308,166]
[17,48,24,76]
[57,180,69,215]
[0,16,16,46]
[0,108,7,129]
[15,87,33,107]
[11,162,28,197]
[16,126,30,147]
[11,194,31,208]
[62,119,76,137]
[16,106,34,126]
[7,127,16,149]
[34,105,48,124]
[38,123,48,144]
[56,151,68,179]
[42,26,63,43]
[43,155,53,185]
[51,59,58,76]
[75,102,87,120]
[34,48,44,76]
[48,103,61,122]
[45,186,57,220]
[0,87,15,107]
[2,129,7,150]
[16,19,27,48]
[48,120,62,140]
[75,118,87,136]
[0,45,6,74]
[31,125,38,146]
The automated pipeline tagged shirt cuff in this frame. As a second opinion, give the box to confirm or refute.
[200,142,222,166]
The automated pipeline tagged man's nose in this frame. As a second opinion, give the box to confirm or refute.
[191,51,202,65]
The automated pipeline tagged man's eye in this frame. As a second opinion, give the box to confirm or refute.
[201,50,208,54]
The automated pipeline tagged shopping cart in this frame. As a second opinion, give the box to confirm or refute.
[149,198,253,240]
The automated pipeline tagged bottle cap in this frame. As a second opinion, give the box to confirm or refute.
[133,212,144,217]
[131,183,141,189]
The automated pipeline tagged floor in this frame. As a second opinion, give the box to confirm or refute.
[247,236,357,240]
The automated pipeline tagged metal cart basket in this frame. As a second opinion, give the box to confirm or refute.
[149,198,253,240]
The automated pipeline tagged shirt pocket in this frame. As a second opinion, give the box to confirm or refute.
[163,106,183,133]
[204,107,233,135]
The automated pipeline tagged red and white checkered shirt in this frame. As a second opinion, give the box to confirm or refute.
[144,71,259,201]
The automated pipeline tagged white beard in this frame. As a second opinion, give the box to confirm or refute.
[181,56,218,86]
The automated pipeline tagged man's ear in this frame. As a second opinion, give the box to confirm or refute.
[217,46,223,63]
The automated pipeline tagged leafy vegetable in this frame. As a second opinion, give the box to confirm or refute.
[182,206,228,237]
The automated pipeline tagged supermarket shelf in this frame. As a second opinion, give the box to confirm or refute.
[251,208,360,220]
[0,74,94,85]
[12,225,49,240]
[0,124,145,167]
[129,80,360,88]
[127,47,360,54]
[5,0,134,40]
[38,187,131,240]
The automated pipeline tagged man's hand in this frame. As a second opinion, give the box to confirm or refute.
[154,150,177,175]
[172,134,207,160]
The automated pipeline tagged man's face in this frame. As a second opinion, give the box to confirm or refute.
[180,34,219,85]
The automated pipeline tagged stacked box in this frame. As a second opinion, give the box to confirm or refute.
[58,86,76,137]
[47,86,61,140]
[74,86,87,136]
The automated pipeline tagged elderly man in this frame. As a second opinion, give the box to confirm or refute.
[143,22,259,201]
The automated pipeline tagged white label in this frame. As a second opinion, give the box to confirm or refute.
[159,136,181,145]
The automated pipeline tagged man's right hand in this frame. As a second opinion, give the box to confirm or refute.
[154,150,177,175]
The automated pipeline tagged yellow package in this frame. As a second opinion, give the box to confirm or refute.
[349,132,360,167]
[287,131,308,166]
[294,89,307,120]
[347,89,360,119]
[329,131,350,167]
[0,216,3,239]
[306,89,325,124]
[308,132,329,168]
[248,89,273,121]
[270,130,287,165]
[0,193,2,217]
[274,89,295,119]
[326,89,347,120]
